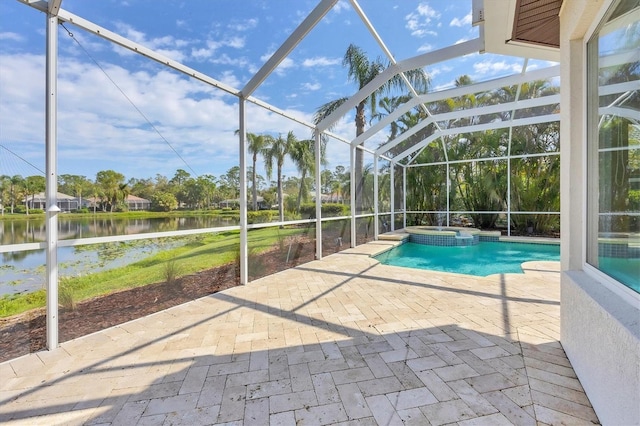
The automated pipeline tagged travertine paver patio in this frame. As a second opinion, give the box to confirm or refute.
[0,240,599,425]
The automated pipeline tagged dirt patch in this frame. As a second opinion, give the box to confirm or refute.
[0,239,318,364]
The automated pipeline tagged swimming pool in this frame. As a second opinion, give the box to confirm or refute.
[375,241,560,276]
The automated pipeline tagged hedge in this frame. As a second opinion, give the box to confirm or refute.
[299,203,348,218]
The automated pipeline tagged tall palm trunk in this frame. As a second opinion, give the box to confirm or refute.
[354,102,366,213]
[296,170,307,213]
[252,152,258,211]
[277,164,284,222]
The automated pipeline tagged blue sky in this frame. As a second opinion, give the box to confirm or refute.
[0,1,551,184]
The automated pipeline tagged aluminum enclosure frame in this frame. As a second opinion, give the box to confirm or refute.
[13,0,568,354]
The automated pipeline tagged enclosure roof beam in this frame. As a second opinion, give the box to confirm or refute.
[316,37,484,133]
[395,113,559,163]
[29,5,338,136]
[356,64,560,149]
[369,64,560,151]
[375,93,560,156]
[241,0,338,98]
[48,0,62,15]
[52,9,241,96]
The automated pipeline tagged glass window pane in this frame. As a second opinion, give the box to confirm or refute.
[587,0,640,293]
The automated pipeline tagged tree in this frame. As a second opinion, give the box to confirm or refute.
[264,132,293,222]
[170,169,191,207]
[59,174,93,210]
[236,131,272,211]
[151,191,178,212]
[0,175,11,215]
[315,44,429,213]
[197,174,217,209]
[23,175,45,215]
[8,175,24,214]
[220,166,240,200]
[288,138,315,211]
[95,170,125,212]
[127,177,155,200]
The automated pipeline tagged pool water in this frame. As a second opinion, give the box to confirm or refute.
[375,241,560,276]
[598,256,640,293]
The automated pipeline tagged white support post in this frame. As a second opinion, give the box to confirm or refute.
[373,155,379,240]
[403,166,407,229]
[350,145,356,247]
[315,131,322,259]
[45,13,60,351]
[446,162,451,227]
[390,162,395,231]
[238,99,248,285]
[507,149,511,236]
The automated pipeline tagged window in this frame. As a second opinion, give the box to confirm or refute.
[586,0,640,293]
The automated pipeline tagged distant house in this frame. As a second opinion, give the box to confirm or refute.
[125,195,151,211]
[219,196,269,210]
[312,193,345,204]
[24,192,79,212]
[85,195,151,211]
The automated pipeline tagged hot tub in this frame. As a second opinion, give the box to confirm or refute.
[405,226,482,246]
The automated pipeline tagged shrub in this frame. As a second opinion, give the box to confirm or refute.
[299,203,348,218]
[28,208,44,215]
[247,210,274,224]
[163,258,182,291]
[151,192,178,212]
[59,277,75,311]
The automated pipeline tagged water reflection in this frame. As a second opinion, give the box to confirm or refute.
[0,216,240,296]
[0,215,239,245]
[1,238,187,296]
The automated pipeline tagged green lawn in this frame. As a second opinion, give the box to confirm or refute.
[0,225,312,318]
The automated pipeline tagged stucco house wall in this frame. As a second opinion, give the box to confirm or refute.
[559,1,640,424]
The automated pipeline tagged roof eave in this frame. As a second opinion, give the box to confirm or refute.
[482,0,561,62]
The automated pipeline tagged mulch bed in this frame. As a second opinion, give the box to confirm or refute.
[0,239,319,364]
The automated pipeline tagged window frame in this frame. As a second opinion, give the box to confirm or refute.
[582,0,640,303]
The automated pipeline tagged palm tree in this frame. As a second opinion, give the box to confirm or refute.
[314,44,429,213]
[288,138,314,212]
[264,132,294,222]
[247,133,271,211]
[23,175,45,215]
[95,170,125,212]
[9,175,24,214]
[0,175,10,215]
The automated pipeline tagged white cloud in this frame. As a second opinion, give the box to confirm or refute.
[276,57,295,75]
[0,52,244,177]
[209,53,251,69]
[417,43,433,53]
[333,0,350,13]
[473,60,521,75]
[405,3,441,38]
[302,82,321,91]
[226,36,246,49]
[0,32,24,42]
[450,13,472,27]
[260,52,295,76]
[218,70,241,88]
[302,57,341,67]
[189,36,246,62]
[228,18,258,32]
[0,51,341,179]
[112,22,189,61]
[427,65,453,78]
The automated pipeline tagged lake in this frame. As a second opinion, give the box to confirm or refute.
[0,215,240,296]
